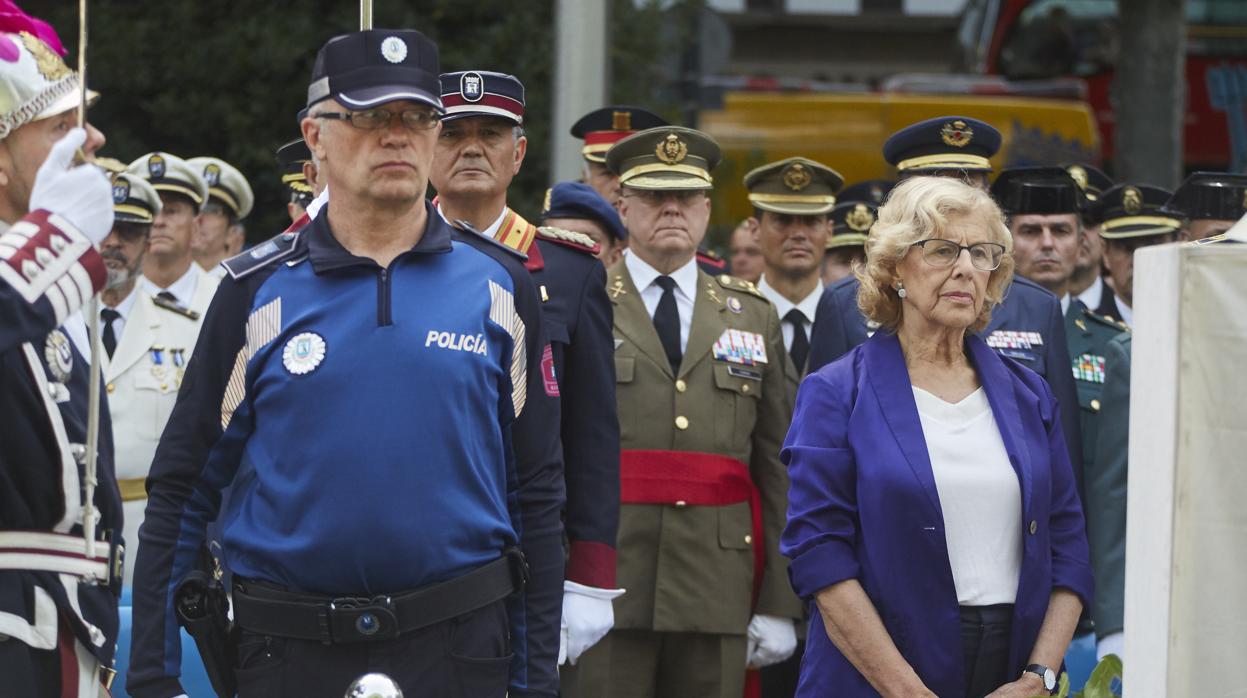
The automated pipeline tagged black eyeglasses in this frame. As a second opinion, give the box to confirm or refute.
[912,239,1006,271]
[314,108,440,131]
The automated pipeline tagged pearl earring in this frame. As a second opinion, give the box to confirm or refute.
[896,283,907,299]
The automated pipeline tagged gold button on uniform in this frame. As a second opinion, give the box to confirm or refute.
[106,383,115,394]
[741,383,750,394]
[1090,399,1101,412]
[675,379,687,393]
[675,415,689,430]
[1029,520,1038,535]
[744,534,752,545]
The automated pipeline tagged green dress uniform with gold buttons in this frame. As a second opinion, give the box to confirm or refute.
[565,126,802,698]
[1065,301,1128,483]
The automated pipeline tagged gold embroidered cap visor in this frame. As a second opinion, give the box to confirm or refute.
[606,125,721,192]
[1098,215,1183,239]
[826,233,868,250]
[743,156,844,215]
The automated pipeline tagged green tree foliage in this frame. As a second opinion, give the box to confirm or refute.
[41,0,679,243]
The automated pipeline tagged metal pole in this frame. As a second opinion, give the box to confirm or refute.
[360,0,372,30]
[551,0,608,184]
[78,0,103,567]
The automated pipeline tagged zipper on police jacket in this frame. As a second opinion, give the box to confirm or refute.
[377,268,393,326]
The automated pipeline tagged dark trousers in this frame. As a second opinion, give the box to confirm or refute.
[759,639,803,698]
[0,632,62,697]
[234,599,511,698]
[961,604,1013,698]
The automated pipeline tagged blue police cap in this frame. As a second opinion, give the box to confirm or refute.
[541,182,627,241]
[307,29,443,113]
[990,167,1083,216]
[883,116,1001,174]
[439,71,525,124]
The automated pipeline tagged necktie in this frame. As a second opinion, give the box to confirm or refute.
[101,308,120,358]
[784,308,809,373]
[653,276,682,374]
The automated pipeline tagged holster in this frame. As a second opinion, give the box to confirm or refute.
[174,569,237,698]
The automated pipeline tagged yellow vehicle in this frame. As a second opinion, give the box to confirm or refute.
[701,90,1100,226]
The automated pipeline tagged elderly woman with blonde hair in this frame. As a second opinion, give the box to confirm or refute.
[780,176,1092,698]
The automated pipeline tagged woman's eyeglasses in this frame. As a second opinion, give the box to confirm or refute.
[911,239,1005,271]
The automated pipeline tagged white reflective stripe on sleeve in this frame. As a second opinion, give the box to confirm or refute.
[488,279,526,417]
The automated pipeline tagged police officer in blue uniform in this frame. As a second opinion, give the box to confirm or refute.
[0,18,123,695]
[808,116,1084,495]
[430,69,624,668]
[128,29,564,698]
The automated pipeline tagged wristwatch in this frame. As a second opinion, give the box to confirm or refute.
[1022,664,1057,694]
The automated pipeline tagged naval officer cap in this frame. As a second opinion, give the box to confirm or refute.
[110,172,162,225]
[1161,171,1247,222]
[990,167,1083,216]
[306,29,443,114]
[541,181,627,241]
[187,156,254,220]
[1094,183,1181,239]
[883,116,1001,174]
[827,201,876,250]
[606,125,721,191]
[571,106,669,164]
[744,157,843,216]
[439,71,524,124]
[126,152,209,211]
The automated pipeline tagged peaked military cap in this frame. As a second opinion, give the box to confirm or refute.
[883,116,1001,174]
[126,152,209,211]
[838,179,894,207]
[276,138,313,198]
[542,181,627,241]
[1161,171,1247,221]
[991,167,1083,216]
[827,201,876,249]
[110,172,162,224]
[307,29,443,113]
[1095,183,1181,239]
[743,157,843,216]
[571,106,669,164]
[94,156,127,175]
[606,125,721,191]
[187,156,254,220]
[0,10,99,139]
[439,70,524,124]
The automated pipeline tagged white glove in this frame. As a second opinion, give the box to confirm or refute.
[1096,631,1124,662]
[306,185,329,220]
[559,581,625,666]
[28,128,113,245]
[746,614,797,669]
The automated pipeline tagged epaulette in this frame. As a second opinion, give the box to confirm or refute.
[1082,306,1130,332]
[714,273,767,300]
[493,208,539,255]
[221,231,301,280]
[151,293,200,321]
[453,219,528,262]
[536,226,600,256]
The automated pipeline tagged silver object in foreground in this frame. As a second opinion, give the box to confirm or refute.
[345,673,403,698]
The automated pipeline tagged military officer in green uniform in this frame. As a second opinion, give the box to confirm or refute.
[564,126,802,698]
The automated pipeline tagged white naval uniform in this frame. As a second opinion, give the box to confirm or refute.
[103,290,205,585]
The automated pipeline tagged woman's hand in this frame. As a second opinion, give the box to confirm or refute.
[985,672,1048,697]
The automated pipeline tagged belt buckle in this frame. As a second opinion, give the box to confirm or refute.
[327,595,397,644]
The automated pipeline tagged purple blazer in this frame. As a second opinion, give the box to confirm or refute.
[780,332,1093,697]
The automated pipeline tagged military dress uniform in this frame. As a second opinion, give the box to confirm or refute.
[1093,183,1183,327]
[437,69,622,604]
[98,174,205,586]
[883,115,1001,183]
[276,138,315,217]
[0,21,123,698]
[187,156,255,278]
[567,126,802,698]
[1065,163,1120,321]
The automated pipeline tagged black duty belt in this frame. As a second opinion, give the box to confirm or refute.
[231,548,528,645]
